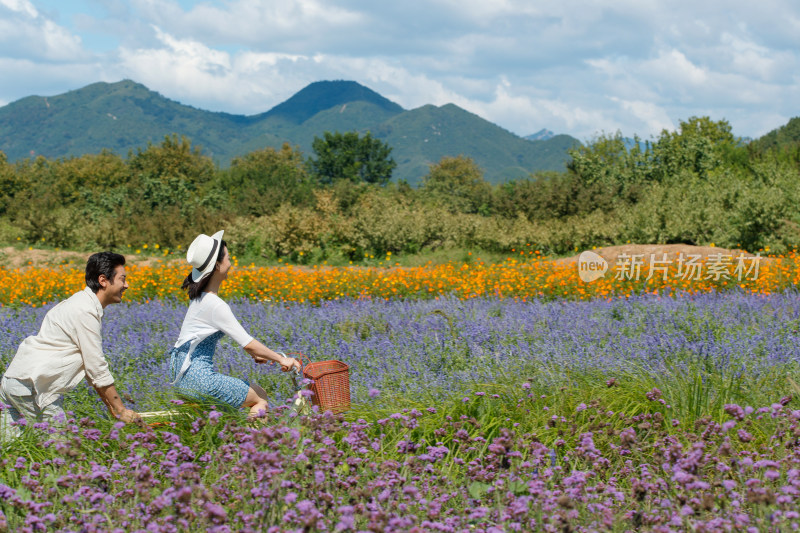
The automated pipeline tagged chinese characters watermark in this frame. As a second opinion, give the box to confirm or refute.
[577,250,761,284]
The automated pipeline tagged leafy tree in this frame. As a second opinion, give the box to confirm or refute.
[0,151,19,215]
[128,134,215,188]
[567,131,650,186]
[8,156,81,246]
[419,156,492,215]
[649,116,738,182]
[309,131,396,186]
[124,134,221,215]
[220,143,315,215]
[55,150,129,192]
[493,172,575,220]
[113,135,223,247]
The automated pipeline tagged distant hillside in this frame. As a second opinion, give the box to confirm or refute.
[0,79,580,184]
[0,80,264,162]
[380,105,579,185]
[749,117,800,152]
[525,129,555,141]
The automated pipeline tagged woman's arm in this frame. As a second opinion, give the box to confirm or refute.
[243,339,301,372]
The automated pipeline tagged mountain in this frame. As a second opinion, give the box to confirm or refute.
[259,80,403,124]
[0,80,258,163]
[525,129,555,141]
[379,105,578,183]
[0,79,580,185]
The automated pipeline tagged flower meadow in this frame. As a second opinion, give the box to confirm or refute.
[3,264,800,530]
[1,250,800,307]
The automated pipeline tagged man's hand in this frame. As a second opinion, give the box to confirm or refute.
[95,383,138,423]
[117,408,141,423]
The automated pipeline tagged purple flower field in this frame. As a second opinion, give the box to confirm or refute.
[1,291,800,531]
[4,291,800,411]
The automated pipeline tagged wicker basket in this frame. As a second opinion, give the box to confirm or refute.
[302,359,351,414]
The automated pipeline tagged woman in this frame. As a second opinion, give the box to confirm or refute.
[168,230,300,416]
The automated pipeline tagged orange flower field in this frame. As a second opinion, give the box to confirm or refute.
[1,251,799,306]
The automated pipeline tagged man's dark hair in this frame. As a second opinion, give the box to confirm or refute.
[86,252,126,292]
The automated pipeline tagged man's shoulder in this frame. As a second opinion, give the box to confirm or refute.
[56,288,102,320]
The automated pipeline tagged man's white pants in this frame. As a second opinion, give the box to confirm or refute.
[0,376,65,440]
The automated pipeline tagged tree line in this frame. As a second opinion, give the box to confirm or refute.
[0,117,798,261]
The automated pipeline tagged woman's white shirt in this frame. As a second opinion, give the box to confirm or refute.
[171,293,254,384]
[175,292,254,349]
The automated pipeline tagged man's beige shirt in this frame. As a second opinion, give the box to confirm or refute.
[4,286,115,408]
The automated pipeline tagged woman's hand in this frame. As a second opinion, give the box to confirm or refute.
[279,355,302,373]
[253,354,300,372]
[244,340,302,373]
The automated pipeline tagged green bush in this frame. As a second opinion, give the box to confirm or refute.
[2,118,800,260]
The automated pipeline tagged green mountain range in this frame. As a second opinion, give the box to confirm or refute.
[0,79,580,185]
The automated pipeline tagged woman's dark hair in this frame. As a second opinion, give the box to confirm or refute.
[86,252,126,292]
[181,240,227,300]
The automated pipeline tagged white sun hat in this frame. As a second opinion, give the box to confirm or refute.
[186,230,224,282]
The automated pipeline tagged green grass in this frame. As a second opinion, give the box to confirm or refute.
[2,361,798,531]
[5,358,792,461]
[347,358,798,455]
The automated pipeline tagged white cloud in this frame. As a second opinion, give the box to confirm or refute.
[0,0,38,18]
[644,49,708,87]
[611,98,674,136]
[131,0,364,50]
[720,33,789,81]
[117,26,314,111]
[0,0,798,142]
[0,0,86,61]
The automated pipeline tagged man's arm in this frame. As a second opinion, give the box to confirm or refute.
[94,384,139,423]
[72,301,137,422]
[73,311,116,389]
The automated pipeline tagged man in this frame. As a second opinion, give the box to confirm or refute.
[0,252,139,437]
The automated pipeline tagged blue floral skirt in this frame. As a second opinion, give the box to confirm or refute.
[168,331,250,408]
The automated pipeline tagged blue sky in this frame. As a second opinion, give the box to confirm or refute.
[1,0,798,141]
